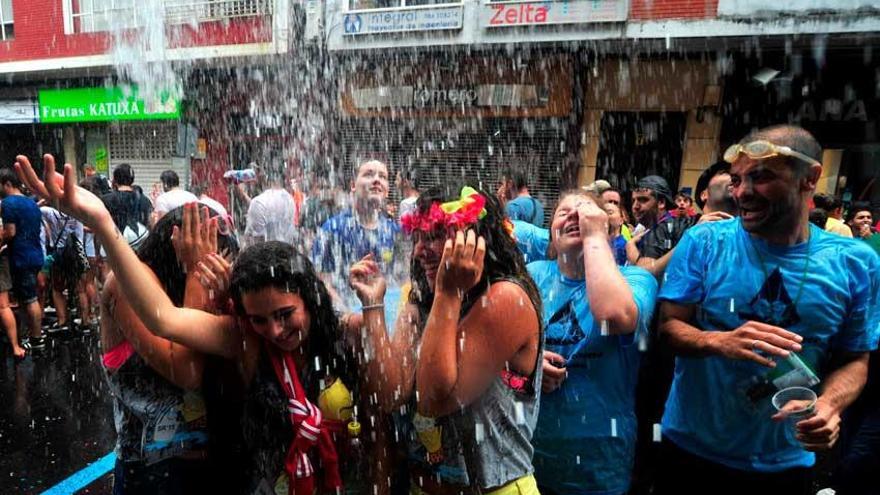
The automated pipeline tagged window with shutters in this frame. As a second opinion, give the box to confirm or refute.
[0,0,13,40]
[66,0,271,33]
[109,122,176,161]
[349,0,462,10]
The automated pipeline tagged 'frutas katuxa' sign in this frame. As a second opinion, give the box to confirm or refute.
[38,87,181,123]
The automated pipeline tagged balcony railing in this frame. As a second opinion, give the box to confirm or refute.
[65,0,273,34]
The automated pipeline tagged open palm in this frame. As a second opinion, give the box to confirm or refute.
[15,154,110,230]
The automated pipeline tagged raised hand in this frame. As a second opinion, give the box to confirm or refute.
[576,198,609,239]
[15,154,111,230]
[349,254,387,306]
[172,203,218,272]
[435,229,485,297]
[194,252,233,300]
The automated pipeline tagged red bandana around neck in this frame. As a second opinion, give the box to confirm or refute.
[265,343,343,494]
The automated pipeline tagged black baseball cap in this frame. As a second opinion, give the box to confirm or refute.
[636,175,673,206]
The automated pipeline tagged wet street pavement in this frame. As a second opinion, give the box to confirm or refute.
[1,327,115,494]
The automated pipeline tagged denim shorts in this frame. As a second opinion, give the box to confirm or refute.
[10,265,39,304]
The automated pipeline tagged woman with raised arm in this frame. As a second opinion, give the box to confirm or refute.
[349,184,543,494]
[528,190,657,495]
[100,202,237,495]
[15,155,365,495]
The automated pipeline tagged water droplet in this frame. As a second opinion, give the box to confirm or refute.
[514,402,525,424]
[729,298,735,313]
[611,417,618,437]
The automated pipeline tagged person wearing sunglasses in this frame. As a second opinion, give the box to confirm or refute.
[654,125,880,494]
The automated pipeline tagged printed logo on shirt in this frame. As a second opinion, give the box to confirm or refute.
[737,268,801,329]
[545,301,586,346]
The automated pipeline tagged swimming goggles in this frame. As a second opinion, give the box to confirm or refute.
[723,140,821,167]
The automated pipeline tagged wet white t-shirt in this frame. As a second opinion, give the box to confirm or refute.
[244,188,297,245]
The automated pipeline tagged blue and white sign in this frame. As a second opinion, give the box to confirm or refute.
[343,6,464,36]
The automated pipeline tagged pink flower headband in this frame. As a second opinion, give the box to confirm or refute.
[401,186,487,234]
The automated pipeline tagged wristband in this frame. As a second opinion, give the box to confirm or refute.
[362,304,385,311]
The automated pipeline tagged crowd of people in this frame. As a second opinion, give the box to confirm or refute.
[2,123,879,495]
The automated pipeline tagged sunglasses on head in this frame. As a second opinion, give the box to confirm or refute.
[723,140,821,167]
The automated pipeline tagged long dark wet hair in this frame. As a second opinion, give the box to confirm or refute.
[136,204,240,306]
[408,183,542,326]
[229,241,357,397]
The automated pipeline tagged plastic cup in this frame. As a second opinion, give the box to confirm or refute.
[772,386,818,425]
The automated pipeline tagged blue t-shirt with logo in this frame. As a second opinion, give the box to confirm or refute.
[312,210,403,323]
[658,219,880,472]
[528,260,658,495]
[2,195,45,270]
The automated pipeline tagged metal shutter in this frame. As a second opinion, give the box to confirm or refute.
[108,121,186,191]
[339,117,568,225]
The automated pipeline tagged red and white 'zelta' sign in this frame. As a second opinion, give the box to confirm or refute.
[483,0,628,27]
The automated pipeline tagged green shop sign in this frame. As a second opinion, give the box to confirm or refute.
[38,87,181,123]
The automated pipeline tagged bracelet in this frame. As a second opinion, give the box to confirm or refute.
[362,303,385,311]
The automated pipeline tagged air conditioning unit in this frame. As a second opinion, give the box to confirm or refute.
[304,0,323,42]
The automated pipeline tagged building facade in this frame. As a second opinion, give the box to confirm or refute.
[320,0,880,208]
[0,0,294,204]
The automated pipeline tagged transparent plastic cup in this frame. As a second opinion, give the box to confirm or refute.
[772,386,818,426]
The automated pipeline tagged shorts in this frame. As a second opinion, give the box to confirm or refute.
[11,265,40,304]
[0,256,11,293]
[410,475,540,495]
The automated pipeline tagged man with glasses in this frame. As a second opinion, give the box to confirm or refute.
[654,125,880,493]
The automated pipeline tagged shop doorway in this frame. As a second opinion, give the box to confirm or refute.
[595,111,686,193]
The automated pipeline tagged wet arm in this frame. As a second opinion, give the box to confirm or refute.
[92,211,240,358]
[583,233,639,334]
[659,301,714,357]
[416,282,538,417]
[636,250,673,278]
[357,303,419,412]
[817,351,870,415]
[104,275,204,390]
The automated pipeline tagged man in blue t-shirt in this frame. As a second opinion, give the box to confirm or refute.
[312,159,403,325]
[501,169,544,227]
[0,165,45,352]
[655,125,880,494]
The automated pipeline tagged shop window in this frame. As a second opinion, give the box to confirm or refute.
[349,0,463,10]
[0,0,13,41]
[67,0,272,34]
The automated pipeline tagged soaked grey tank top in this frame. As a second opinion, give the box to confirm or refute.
[105,352,209,465]
[406,277,544,490]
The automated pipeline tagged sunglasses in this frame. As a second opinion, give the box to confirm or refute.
[723,140,821,167]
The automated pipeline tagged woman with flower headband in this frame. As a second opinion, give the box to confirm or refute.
[349,183,543,494]
[15,155,368,494]
[528,189,657,495]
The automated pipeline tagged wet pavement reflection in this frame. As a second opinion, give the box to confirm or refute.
[1,330,115,494]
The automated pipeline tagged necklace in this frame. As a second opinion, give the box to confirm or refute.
[746,224,813,310]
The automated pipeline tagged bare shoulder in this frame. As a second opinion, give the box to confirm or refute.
[470,280,539,324]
